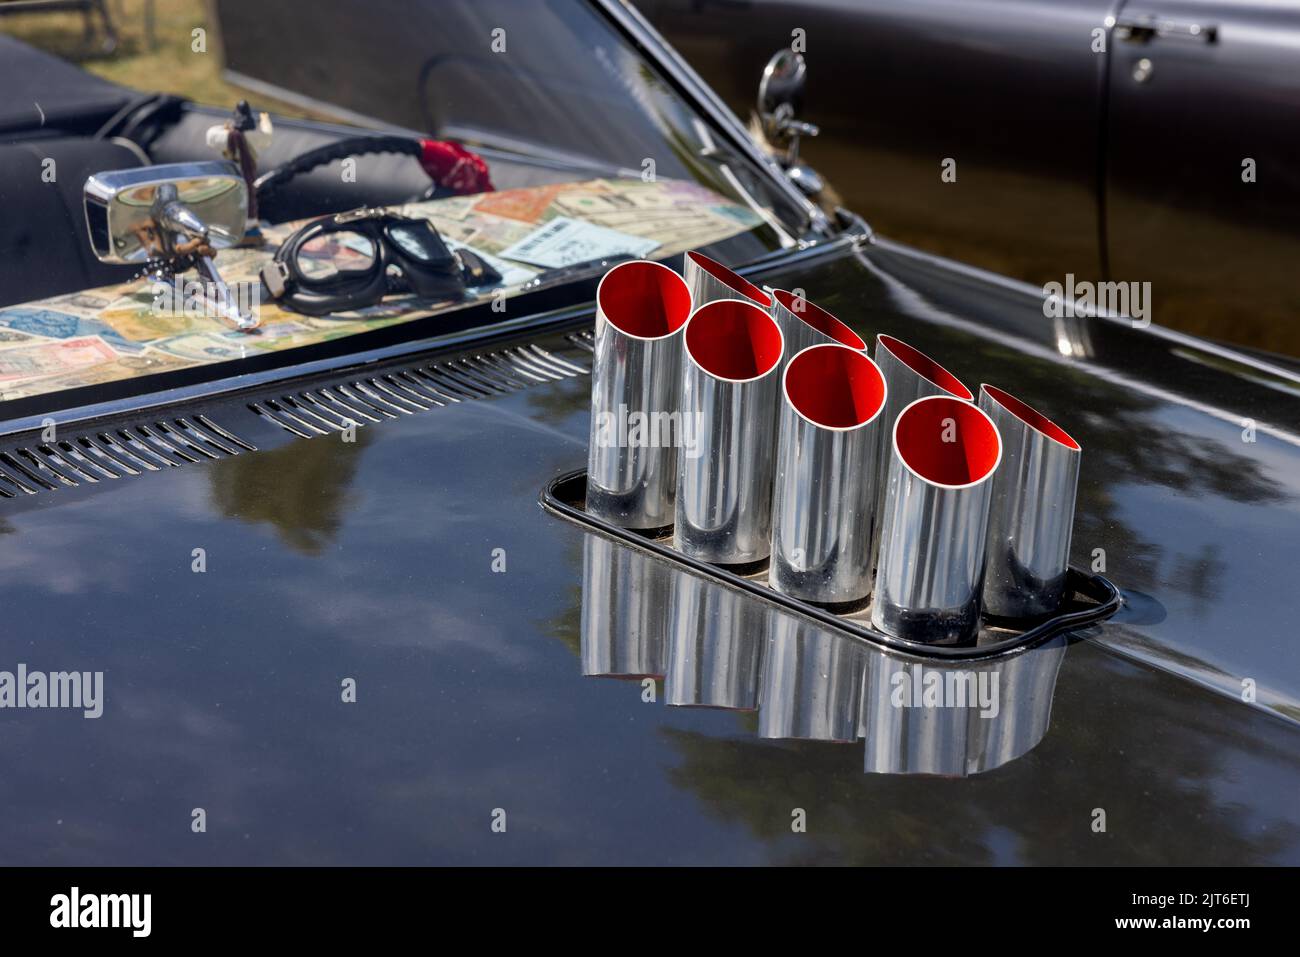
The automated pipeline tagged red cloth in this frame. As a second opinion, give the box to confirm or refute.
[418,140,494,195]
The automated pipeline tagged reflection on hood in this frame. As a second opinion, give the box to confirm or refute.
[207,428,372,555]
[579,532,1067,777]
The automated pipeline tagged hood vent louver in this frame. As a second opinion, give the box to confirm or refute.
[0,416,255,497]
[0,327,591,500]
[249,341,590,438]
[567,330,595,353]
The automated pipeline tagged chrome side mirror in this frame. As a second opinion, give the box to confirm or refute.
[84,161,258,330]
[756,49,823,197]
[758,48,807,131]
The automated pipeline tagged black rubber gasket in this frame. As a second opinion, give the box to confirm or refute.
[541,468,1122,661]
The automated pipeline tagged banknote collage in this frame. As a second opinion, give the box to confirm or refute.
[0,178,761,403]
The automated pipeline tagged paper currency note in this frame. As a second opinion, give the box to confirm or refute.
[0,349,195,399]
[0,336,119,382]
[152,333,263,363]
[0,305,146,353]
[499,216,660,268]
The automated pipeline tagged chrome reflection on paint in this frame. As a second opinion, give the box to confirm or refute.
[573,547,1068,775]
[860,636,1067,776]
[871,396,1003,644]
[979,385,1082,618]
[665,571,764,710]
[770,345,886,605]
[675,299,784,564]
[758,613,865,742]
[683,250,773,309]
[586,260,692,529]
[580,534,668,679]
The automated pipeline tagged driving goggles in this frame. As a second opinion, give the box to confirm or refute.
[260,208,500,316]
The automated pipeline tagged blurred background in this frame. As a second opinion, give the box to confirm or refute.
[0,0,315,115]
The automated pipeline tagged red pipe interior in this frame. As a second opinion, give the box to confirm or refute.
[773,290,866,350]
[982,385,1080,451]
[896,396,1000,486]
[877,335,973,400]
[686,300,783,381]
[686,251,772,307]
[597,261,692,339]
[785,345,885,428]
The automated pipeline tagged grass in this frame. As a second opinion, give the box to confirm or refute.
[0,0,323,117]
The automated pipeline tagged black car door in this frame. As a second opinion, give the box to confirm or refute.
[637,0,1114,287]
[1105,0,1300,355]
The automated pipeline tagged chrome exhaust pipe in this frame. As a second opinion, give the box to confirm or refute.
[586,260,693,529]
[871,396,1003,644]
[758,612,865,742]
[870,335,974,564]
[580,534,668,679]
[665,571,764,710]
[675,299,784,564]
[769,289,867,357]
[978,385,1082,618]
[770,344,887,605]
[874,333,974,415]
[683,250,773,309]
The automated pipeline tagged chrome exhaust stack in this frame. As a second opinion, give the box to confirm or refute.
[769,289,867,357]
[978,385,1082,618]
[770,344,887,605]
[870,335,974,563]
[873,334,974,420]
[872,396,1003,644]
[675,299,785,564]
[683,250,773,309]
[586,260,693,529]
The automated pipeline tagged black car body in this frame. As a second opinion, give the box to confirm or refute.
[0,0,1295,866]
[636,0,1300,358]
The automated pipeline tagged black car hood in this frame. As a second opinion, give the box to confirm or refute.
[1,239,1297,865]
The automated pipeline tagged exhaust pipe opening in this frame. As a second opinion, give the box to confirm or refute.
[895,396,1001,488]
[771,290,866,352]
[876,335,973,401]
[685,299,784,382]
[784,344,885,429]
[596,260,693,340]
[684,251,773,308]
[980,384,1080,451]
